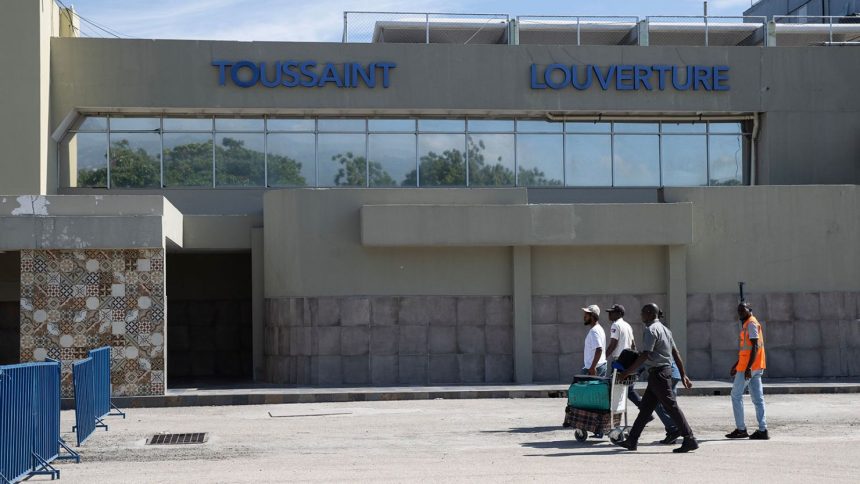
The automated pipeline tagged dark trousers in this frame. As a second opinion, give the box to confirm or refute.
[627,366,693,443]
[628,376,680,434]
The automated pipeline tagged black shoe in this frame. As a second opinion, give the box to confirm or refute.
[562,421,571,428]
[615,439,637,451]
[725,428,750,439]
[672,437,699,453]
[749,430,770,440]
[660,429,682,445]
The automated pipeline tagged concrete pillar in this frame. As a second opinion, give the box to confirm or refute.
[512,246,533,383]
[251,227,265,381]
[666,244,688,360]
[0,0,54,195]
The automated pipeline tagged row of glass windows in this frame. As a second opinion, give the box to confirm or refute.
[63,116,748,189]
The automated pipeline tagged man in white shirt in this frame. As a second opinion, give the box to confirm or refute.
[581,305,607,377]
[605,304,635,361]
[605,304,646,409]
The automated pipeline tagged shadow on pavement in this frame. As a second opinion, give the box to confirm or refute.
[481,426,563,434]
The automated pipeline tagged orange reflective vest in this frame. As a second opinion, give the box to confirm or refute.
[736,316,766,371]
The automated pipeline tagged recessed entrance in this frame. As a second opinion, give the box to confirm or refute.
[0,251,20,365]
[166,252,252,387]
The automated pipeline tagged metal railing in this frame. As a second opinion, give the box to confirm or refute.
[515,16,640,46]
[342,11,859,46]
[772,15,860,45]
[88,348,125,421]
[72,357,103,446]
[71,347,125,447]
[645,16,769,46]
[343,11,510,44]
[0,361,79,484]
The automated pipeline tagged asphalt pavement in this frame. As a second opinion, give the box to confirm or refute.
[51,393,860,483]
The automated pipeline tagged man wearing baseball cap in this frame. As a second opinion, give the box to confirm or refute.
[581,304,607,377]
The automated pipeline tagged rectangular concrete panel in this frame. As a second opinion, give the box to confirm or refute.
[361,203,693,247]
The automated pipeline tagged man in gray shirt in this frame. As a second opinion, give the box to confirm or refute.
[614,303,699,453]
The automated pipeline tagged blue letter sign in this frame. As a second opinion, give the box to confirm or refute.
[530,64,730,91]
[213,60,397,88]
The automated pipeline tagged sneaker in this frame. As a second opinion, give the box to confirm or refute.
[660,429,682,445]
[749,430,770,440]
[614,439,637,451]
[672,437,699,453]
[725,429,750,439]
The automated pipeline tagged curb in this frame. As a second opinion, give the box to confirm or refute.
[60,383,860,409]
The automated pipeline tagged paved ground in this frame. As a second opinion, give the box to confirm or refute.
[51,394,859,483]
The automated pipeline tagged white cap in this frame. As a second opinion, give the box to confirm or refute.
[581,304,601,317]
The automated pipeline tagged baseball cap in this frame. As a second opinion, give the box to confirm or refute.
[581,304,601,317]
[606,304,625,314]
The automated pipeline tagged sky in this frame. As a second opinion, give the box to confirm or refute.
[61,0,762,42]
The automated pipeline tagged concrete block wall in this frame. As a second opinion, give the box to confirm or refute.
[264,296,514,386]
[531,294,667,383]
[686,292,860,379]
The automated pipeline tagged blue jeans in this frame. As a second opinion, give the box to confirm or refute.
[581,362,607,377]
[731,369,767,431]
[655,378,681,433]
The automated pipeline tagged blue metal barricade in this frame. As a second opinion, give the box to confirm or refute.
[0,361,79,484]
[0,364,35,483]
[87,347,124,420]
[72,357,107,447]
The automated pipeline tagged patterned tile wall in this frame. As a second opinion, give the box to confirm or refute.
[19,249,166,396]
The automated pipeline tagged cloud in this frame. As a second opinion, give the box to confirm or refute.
[74,0,456,41]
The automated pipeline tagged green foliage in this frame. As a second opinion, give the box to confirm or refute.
[163,139,213,187]
[710,178,743,186]
[403,137,557,187]
[78,136,307,188]
[332,152,395,187]
[77,167,107,187]
[108,139,160,188]
[76,135,567,189]
[405,148,466,186]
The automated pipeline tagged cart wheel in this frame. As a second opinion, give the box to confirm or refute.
[574,429,587,442]
[609,428,628,444]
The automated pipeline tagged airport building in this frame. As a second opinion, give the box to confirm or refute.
[1,2,858,396]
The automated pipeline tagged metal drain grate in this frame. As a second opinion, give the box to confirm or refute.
[147,433,208,445]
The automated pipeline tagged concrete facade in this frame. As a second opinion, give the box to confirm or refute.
[0,3,858,394]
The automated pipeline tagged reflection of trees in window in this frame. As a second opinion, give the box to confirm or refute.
[709,178,743,186]
[332,152,393,187]
[164,139,213,187]
[109,139,160,188]
[517,167,561,186]
[468,137,513,186]
[164,137,306,187]
[267,153,306,187]
[216,137,265,187]
[78,166,107,187]
[404,137,560,187]
[406,148,466,186]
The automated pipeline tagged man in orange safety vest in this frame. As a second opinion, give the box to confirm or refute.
[725,302,769,440]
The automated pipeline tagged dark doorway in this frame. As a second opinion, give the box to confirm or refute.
[0,251,20,365]
[166,252,252,386]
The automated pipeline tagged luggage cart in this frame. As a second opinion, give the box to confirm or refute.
[566,369,638,443]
